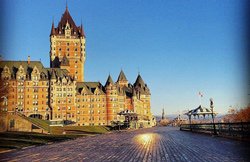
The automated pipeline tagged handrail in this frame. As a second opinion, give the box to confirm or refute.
[180,122,250,139]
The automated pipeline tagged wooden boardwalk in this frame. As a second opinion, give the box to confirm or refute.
[0,127,249,162]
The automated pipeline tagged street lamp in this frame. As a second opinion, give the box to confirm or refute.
[210,98,217,135]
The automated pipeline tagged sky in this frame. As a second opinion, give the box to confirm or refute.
[0,0,249,116]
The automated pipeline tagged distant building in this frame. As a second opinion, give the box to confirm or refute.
[171,115,187,127]
[0,6,154,127]
[162,108,165,120]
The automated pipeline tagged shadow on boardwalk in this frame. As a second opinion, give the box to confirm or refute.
[1,127,249,162]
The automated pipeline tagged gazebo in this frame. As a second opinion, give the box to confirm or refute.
[185,105,217,124]
[118,110,138,123]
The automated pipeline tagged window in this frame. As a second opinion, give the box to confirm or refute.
[10,119,15,128]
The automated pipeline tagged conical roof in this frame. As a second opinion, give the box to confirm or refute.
[134,74,145,87]
[50,21,56,36]
[117,70,127,82]
[58,7,77,31]
[80,23,85,37]
[53,6,85,37]
[133,74,150,95]
[105,75,114,87]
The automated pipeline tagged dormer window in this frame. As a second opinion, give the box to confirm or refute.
[1,66,11,80]
[17,65,26,81]
[65,21,71,37]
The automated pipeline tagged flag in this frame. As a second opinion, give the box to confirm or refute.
[199,91,203,97]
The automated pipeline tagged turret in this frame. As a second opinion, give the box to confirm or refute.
[105,74,114,87]
[117,70,128,87]
[50,20,56,36]
[50,4,86,82]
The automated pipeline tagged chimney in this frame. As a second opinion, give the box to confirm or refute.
[28,56,30,64]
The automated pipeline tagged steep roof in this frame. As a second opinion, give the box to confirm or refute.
[134,74,145,87]
[50,21,56,36]
[47,68,71,80]
[51,6,85,37]
[76,82,105,95]
[105,75,114,87]
[50,69,57,79]
[133,74,150,95]
[0,61,48,80]
[117,70,128,82]
[60,55,70,66]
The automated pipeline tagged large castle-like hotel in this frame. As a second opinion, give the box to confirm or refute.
[0,6,154,127]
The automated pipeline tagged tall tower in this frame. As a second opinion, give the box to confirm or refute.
[162,108,165,120]
[50,5,86,82]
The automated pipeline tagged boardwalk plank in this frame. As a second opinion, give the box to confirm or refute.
[0,127,249,162]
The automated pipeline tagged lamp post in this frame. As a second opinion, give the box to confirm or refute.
[210,98,217,135]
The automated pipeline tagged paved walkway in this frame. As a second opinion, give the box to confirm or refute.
[0,127,249,162]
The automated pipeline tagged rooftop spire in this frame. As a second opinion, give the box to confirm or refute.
[66,0,68,12]
[134,74,145,86]
[105,74,114,87]
[50,19,56,36]
[80,20,85,37]
[52,4,85,37]
[117,70,128,82]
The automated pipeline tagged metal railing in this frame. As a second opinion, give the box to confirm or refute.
[180,122,250,139]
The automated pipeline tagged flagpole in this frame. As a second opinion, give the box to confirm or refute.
[199,94,201,106]
[199,91,202,106]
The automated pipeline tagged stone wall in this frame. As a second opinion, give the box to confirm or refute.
[0,112,46,133]
[0,112,8,132]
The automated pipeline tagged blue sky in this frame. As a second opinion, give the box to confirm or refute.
[1,0,248,115]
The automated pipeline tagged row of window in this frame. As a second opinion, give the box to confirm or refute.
[55,88,73,91]
[76,98,105,102]
[76,104,105,108]
[6,81,48,86]
[54,113,75,118]
[76,110,106,114]
[77,117,106,121]
[57,47,79,52]
[16,88,45,93]
[56,99,72,104]
[51,93,73,97]
[53,42,85,46]
[50,82,74,86]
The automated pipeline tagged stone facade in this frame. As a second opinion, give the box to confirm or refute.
[0,112,46,133]
[0,6,154,127]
